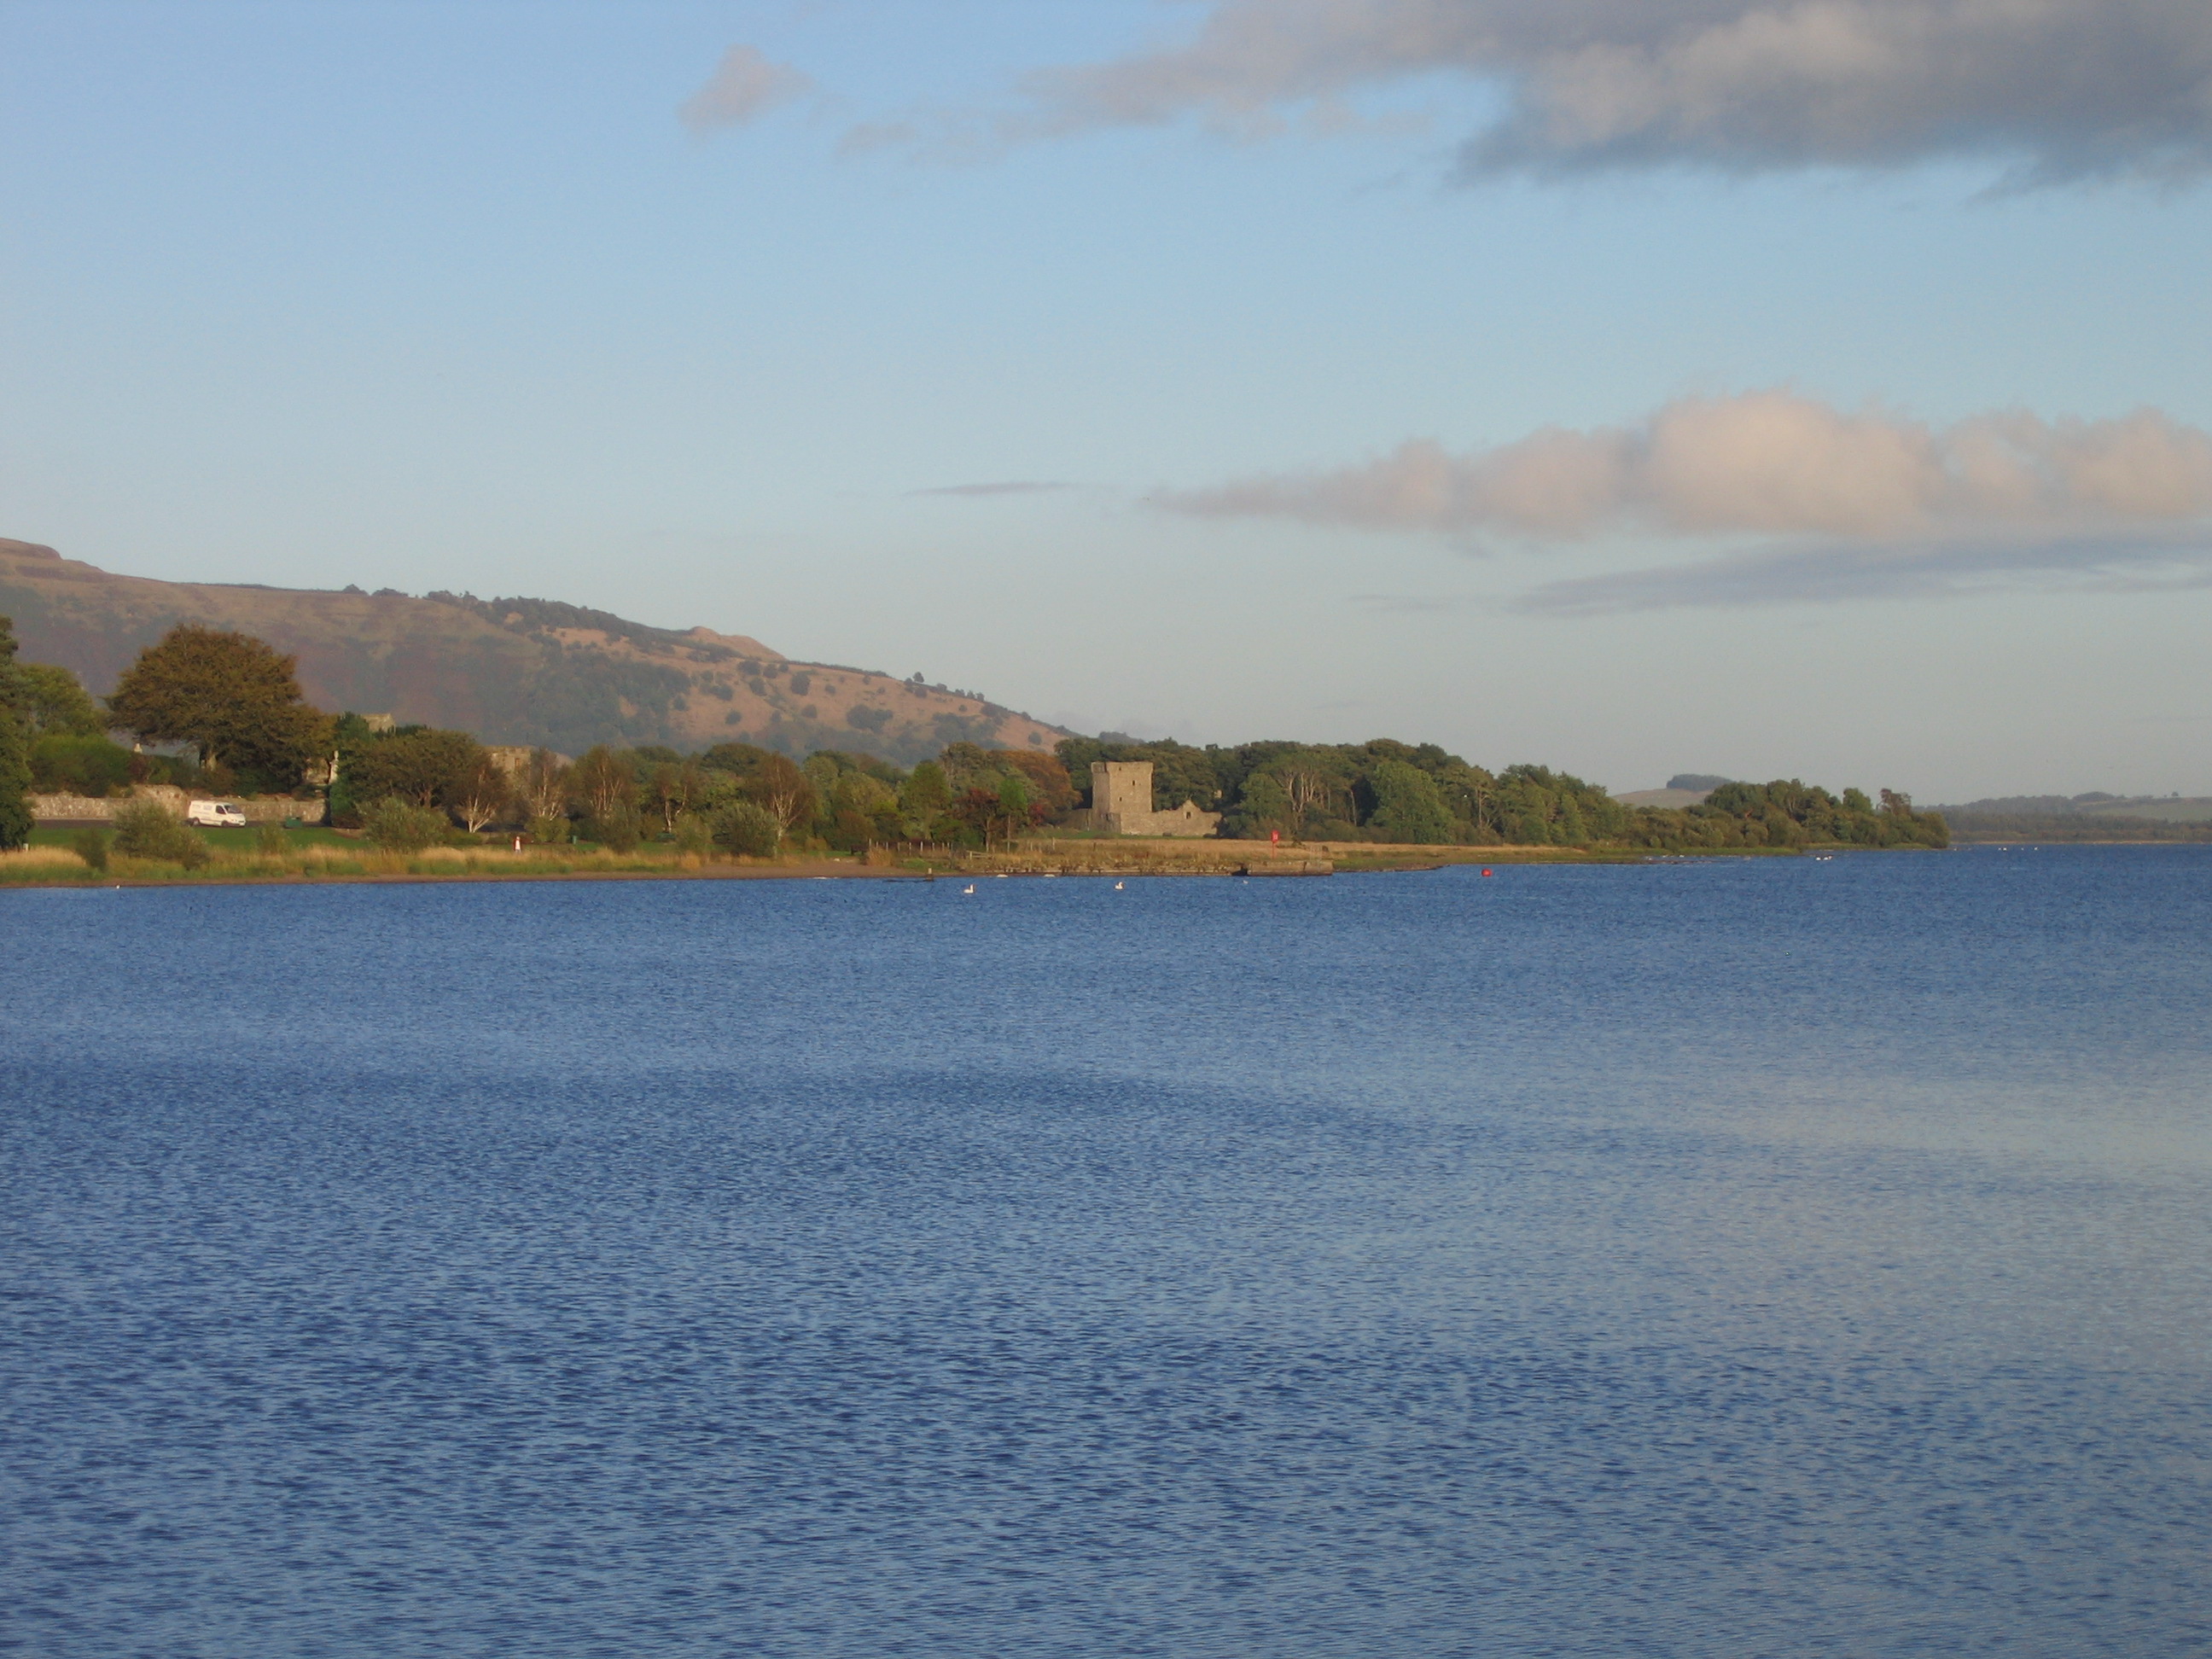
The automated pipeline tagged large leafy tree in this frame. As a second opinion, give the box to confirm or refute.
[107,625,330,784]
[567,746,638,819]
[1365,760,1456,845]
[345,729,486,809]
[14,663,106,736]
[0,615,34,848]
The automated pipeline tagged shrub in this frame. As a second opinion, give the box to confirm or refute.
[673,812,714,857]
[586,803,643,853]
[362,797,449,852]
[30,735,135,797]
[71,828,110,871]
[253,821,290,858]
[112,800,208,868]
[711,800,783,858]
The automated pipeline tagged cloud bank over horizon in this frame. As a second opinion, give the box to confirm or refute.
[1160,389,2212,612]
[1004,0,2212,182]
[1158,392,2212,543]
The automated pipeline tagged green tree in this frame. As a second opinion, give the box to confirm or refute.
[344,729,484,812]
[71,827,110,871]
[106,626,330,786]
[711,800,782,857]
[568,746,638,820]
[1365,760,1455,844]
[29,735,135,796]
[646,759,704,832]
[0,615,32,849]
[111,799,208,867]
[15,663,106,736]
[516,748,571,827]
[1231,771,1294,837]
[673,812,714,857]
[585,802,643,852]
[444,753,513,833]
[362,798,449,852]
[900,760,950,823]
[744,753,816,832]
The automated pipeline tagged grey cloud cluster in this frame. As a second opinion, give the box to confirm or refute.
[680,45,812,134]
[1019,0,2212,179]
[1159,392,2212,540]
[1505,529,2212,613]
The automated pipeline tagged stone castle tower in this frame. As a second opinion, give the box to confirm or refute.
[1088,760,1221,838]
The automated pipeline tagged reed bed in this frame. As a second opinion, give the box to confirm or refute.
[0,845,91,871]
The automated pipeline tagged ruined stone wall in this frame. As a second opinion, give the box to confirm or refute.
[1109,802,1223,838]
[32,787,328,825]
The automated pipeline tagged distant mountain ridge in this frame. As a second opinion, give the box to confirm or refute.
[0,538,1067,764]
[1933,792,2212,823]
[1930,790,2212,842]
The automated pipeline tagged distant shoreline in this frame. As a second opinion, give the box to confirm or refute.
[0,836,1942,893]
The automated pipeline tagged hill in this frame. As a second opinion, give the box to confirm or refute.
[1929,791,2212,843]
[0,538,1066,764]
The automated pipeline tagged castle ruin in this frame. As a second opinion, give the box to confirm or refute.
[1088,761,1221,837]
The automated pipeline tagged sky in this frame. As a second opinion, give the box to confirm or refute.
[3,0,2209,800]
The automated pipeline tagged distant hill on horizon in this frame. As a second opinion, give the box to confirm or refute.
[0,538,1068,764]
[1930,790,2212,842]
[1932,792,2212,823]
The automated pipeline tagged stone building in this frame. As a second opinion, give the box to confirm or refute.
[1088,760,1221,837]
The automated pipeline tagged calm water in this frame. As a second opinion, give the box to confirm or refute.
[3,849,2207,1657]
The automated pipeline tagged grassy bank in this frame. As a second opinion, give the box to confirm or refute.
[3,838,732,887]
[2,830,1825,890]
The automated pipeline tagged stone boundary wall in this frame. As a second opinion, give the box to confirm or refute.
[32,788,328,825]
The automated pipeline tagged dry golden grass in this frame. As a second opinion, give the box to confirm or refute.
[0,845,88,870]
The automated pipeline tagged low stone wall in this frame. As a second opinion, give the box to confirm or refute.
[32,788,327,825]
[1089,803,1224,837]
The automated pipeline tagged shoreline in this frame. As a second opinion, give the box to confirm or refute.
[0,837,1917,893]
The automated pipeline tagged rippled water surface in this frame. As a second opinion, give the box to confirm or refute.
[3,848,2208,1657]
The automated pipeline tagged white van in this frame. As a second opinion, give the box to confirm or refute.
[186,800,249,828]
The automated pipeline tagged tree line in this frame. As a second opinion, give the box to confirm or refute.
[327,725,1080,854]
[1058,736,1948,850]
[0,620,1947,853]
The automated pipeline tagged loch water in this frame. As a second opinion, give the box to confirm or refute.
[3,847,2207,1658]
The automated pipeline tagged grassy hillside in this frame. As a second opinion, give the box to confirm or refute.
[0,538,1066,763]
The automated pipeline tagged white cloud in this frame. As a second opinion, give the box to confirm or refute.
[1156,393,2212,540]
[680,45,812,135]
[1009,0,2212,180]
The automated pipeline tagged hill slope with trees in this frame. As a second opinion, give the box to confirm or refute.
[0,538,1064,764]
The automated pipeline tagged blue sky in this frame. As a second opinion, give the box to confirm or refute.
[3,0,2209,797]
